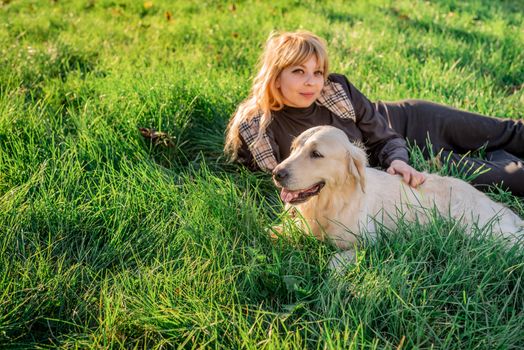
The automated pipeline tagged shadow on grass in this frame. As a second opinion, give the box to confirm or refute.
[386,4,523,96]
[429,0,524,17]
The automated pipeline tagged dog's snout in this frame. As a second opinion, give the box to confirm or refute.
[273,168,289,182]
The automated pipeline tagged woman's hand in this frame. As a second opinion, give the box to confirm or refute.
[387,159,426,188]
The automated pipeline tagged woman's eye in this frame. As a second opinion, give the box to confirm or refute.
[315,71,324,76]
[292,69,304,74]
[311,150,323,158]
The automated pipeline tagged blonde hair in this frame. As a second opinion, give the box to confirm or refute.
[224,30,329,161]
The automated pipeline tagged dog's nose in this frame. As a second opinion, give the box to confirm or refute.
[273,168,289,182]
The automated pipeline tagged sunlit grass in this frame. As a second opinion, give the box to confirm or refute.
[0,0,523,348]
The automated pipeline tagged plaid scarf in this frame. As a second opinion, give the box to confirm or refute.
[239,79,356,172]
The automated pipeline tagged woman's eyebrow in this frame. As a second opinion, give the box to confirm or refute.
[292,64,322,70]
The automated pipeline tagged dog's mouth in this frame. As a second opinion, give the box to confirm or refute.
[280,181,325,204]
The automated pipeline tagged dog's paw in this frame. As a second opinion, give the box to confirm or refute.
[267,224,284,240]
[328,250,356,274]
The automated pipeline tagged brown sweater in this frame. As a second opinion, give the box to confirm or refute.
[238,73,409,170]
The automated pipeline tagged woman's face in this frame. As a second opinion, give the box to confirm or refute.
[275,55,324,108]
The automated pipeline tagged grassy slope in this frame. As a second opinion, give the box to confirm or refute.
[0,0,523,348]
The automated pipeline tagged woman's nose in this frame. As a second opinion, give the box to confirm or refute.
[304,74,314,85]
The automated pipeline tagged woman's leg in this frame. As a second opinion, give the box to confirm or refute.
[376,99,524,196]
[379,99,524,158]
[440,150,524,196]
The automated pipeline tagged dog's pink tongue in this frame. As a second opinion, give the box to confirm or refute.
[280,188,300,203]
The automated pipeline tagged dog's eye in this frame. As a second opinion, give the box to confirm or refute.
[311,150,323,158]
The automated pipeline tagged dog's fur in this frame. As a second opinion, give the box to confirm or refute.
[273,126,523,253]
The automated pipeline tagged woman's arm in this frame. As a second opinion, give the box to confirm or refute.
[333,74,425,187]
[337,74,408,167]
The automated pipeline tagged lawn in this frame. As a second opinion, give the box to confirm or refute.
[1,0,523,348]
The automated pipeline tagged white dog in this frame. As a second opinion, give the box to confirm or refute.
[272,126,523,267]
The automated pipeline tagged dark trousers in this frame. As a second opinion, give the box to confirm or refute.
[375,99,524,196]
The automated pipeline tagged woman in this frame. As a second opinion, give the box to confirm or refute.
[224,30,524,196]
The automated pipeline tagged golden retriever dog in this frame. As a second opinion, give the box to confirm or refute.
[272,126,523,268]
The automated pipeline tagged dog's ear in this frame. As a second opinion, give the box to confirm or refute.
[346,144,367,192]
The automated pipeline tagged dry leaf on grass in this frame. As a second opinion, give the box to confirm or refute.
[139,127,176,147]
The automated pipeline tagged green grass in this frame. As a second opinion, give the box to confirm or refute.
[1,0,523,348]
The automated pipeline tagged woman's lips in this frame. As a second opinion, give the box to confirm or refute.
[300,92,316,99]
